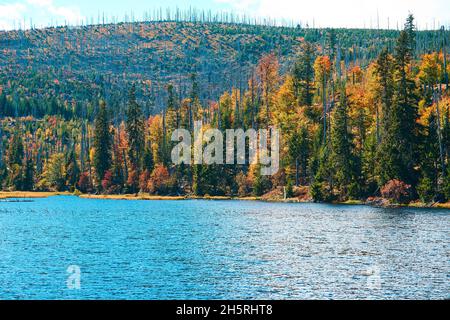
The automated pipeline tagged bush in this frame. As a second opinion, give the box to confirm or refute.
[444,168,450,202]
[381,179,412,204]
[417,176,435,203]
[235,171,251,197]
[347,182,361,200]
[77,172,92,194]
[148,165,171,195]
[101,170,113,193]
[310,181,325,202]
[285,179,294,198]
[139,170,151,193]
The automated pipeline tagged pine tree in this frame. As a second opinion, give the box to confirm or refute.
[93,100,112,189]
[66,146,80,192]
[375,48,396,185]
[405,14,416,54]
[288,126,309,186]
[377,18,419,187]
[418,112,441,202]
[330,89,359,200]
[143,145,154,173]
[22,157,34,191]
[391,26,419,186]
[292,42,315,107]
[126,85,145,173]
[8,123,24,167]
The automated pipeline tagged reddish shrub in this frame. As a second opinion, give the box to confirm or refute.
[148,165,171,195]
[139,170,151,193]
[101,170,113,193]
[127,168,139,192]
[381,179,412,204]
[77,172,91,193]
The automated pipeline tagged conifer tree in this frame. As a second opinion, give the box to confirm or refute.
[330,89,359,200]
[390,23,419,186]
[292,42,315,107]
[8,123,24,167]
[418,113,440,202]
[93,100,112,188]
[22,157,34,191]
[66,146,80,191]
[126,85,145,172]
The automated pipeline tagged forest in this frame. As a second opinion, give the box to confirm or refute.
[0,14,449,205]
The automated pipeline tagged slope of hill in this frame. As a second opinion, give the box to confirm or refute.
[0,21,446,119]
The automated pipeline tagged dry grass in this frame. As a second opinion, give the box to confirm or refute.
[0,191,70,199]
[79,194,186,201]
[432,202,450,209]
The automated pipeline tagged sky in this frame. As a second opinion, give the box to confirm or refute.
[0,0,449,31]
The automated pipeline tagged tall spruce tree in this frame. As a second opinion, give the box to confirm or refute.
[391,23,419,186]
[292,42,315,107]
[288,126,310,186]
[377,17,419,187]
[126,85,145,172]
[375,48,396,185]
[418,112,440,202]
[93,100,112,188]
[66,146,80,191]
[330,88,359,200]
[8,123,24,167]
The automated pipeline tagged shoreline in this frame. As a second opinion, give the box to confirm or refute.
[0,191,449,209]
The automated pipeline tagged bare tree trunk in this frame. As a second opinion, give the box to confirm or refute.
[434,90,446,179]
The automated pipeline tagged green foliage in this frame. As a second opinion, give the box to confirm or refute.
[310,181,326,202]
[44,153,66,191]
[444,167,450,201]
[292,42,315,106]
[8,124,24,167]
[93,100,112,187]
[285,179,294,198]
[288,126,310,186]
[417,176,435,203]
[126,85,145,173]
[252,165,271,197]
[22,158,35,191]
[330,89,360,200]
[66,148,80,192]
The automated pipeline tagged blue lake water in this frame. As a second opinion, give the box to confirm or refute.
[0,196,448,300]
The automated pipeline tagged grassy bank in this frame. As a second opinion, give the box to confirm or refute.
[0,191,449,209]
[0,191,70,199]
[79,194,260,201]
[79,194,186,201]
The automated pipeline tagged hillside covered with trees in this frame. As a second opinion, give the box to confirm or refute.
[1,16,449,205]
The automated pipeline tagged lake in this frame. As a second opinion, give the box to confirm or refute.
[0,196,448,300]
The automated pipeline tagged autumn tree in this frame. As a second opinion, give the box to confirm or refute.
[44,153,66,191]
[257,53,280,126]
[314,55,332,142]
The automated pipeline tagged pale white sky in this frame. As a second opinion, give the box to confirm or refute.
[217,0,450,29]
[0,0,449,30]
